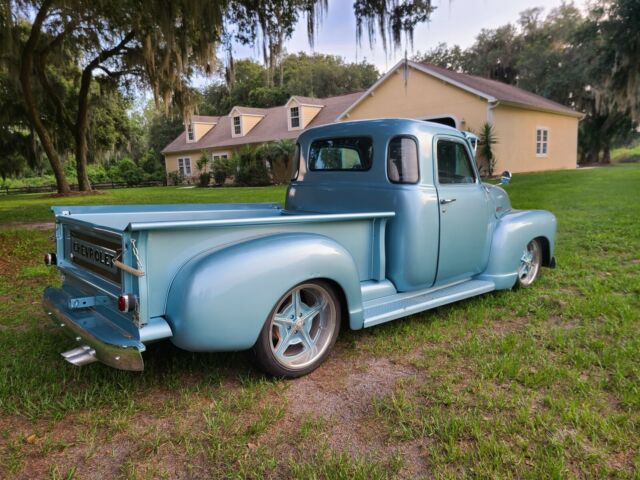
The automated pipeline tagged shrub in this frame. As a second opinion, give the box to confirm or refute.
[234,147,271,186]
[196,151,210,173]
[211,155,236,185]
[109,158,144,186]
[87,164,110,183]
[199,172,211,187]
[255,139,295,184]
[167,170,185,186]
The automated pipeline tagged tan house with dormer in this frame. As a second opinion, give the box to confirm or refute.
[162,92,363,179]
[162,60,583,178]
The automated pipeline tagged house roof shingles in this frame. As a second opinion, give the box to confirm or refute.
[191,115,219,124]
[291,95,324,106]
[163,91,363,154]
[418,62,581,117]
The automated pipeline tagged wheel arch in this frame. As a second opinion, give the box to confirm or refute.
[535,235,552,267]
[164,233,364,352]
[478,209,557,289]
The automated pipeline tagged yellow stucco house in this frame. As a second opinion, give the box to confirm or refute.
[162,60,583,178]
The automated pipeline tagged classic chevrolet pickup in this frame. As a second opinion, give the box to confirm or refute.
[43,119,556,377]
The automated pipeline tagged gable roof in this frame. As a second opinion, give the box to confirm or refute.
[419,62,582,117]
[289,95,324,106]
[338,60,583,120]
[230,106,269,116]
[162,91,364,154]
[190,115,219,124]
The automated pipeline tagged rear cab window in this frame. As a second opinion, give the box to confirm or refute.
[309,137,373,171]
[436,139,477,184]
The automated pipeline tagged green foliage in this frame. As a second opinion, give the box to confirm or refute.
[201,53,379,115]
[86,164,110,183]
[255,139,295,184]
[196,151,210,173]
[167,170,185,186]
[478,123,498,177]
[413,3,639,164]
[108,158,144,186]
[234,147,271,186]
[212,155,236,185]
[198,172,211,187]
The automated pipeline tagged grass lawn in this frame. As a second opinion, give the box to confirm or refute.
[0,185,287,224]
[0,164,639,478]
[612,145,640,163]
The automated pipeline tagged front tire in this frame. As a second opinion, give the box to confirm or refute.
[516,239,543,287]
[250,280,341,378]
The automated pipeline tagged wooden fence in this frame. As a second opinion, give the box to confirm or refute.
[0,180,165,196]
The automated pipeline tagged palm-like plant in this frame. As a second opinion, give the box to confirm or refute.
[478,122,498,177]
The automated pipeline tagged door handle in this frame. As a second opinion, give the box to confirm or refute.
[439,198,456,205]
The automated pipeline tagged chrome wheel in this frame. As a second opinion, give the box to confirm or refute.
[517,239,542,287]
[269,283,337,370]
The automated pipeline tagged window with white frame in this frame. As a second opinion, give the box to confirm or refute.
[536,128,548,156]
[186,124,195,142]
[178,157,192,176]
[233,116,242,135]
[290,106,300,129]
[211,153,229,163]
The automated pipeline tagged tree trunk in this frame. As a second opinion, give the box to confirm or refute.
[74,31,135,191]
[19,0,70,194]
[601,138,611,164]
[75,66,93,191]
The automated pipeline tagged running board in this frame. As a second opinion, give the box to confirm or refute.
[363,279,495,328]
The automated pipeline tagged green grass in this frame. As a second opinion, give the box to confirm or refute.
[612,144,640,163]
[0,185,287,224]
[0,164,639,478]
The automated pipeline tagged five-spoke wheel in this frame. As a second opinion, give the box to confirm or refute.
[250,281,340,377]
[516,239,542,287]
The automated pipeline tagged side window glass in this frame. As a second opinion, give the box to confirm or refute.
[437,140,476,184]
[388,137,419,184]
[291,143,301,180]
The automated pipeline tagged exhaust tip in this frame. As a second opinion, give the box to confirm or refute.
[61,345,98,366]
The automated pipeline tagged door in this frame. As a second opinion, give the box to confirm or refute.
[434,137,493,284]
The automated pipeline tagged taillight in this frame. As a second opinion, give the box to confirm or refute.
[44,253,57,266]
[118,294,137,312]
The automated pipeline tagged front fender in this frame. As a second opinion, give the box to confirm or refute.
[165,233,363,352]
[478,209,556,289]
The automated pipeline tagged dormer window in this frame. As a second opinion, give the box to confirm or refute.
[187,123,195,142]
[290,107,300,129]
[233,116,242,136]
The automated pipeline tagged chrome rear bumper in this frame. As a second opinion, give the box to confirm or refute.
[44,287,146,371]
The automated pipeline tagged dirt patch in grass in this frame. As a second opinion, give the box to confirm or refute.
[252,347,425,475]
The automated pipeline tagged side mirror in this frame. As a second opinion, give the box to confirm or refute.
[500,170,512,185]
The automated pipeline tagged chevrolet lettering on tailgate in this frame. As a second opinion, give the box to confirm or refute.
[69,231,120,282]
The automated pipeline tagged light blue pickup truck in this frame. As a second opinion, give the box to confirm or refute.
[43,119,556,377]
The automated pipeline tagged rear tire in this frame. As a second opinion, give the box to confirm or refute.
[250,280,341,378]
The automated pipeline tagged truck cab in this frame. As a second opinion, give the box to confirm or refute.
[288,119,511,290]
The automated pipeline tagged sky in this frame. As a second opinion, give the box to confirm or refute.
[227,0,589,74]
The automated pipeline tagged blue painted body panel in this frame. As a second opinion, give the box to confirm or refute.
[44,119,556,370]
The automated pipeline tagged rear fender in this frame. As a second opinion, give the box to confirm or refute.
[165,233,363,352]
[478,209,556,289]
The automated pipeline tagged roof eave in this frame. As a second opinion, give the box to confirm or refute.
[494,100,585,119]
